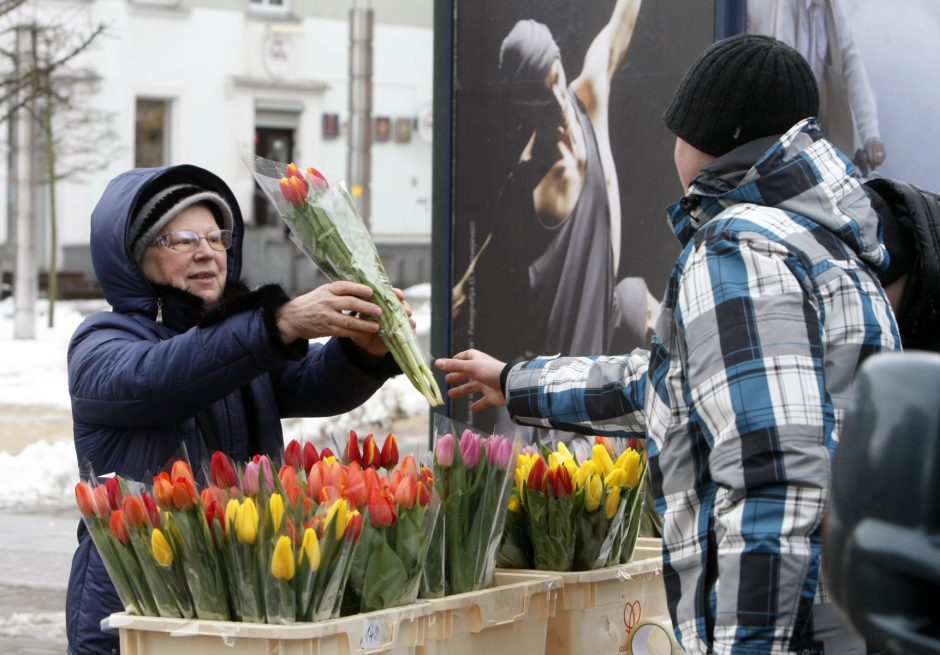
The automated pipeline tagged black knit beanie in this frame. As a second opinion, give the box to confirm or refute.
[128,183,234,261]
[664,34,820,157]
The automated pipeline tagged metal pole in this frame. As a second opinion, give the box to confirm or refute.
[13,24,38,340]
[347,3,373,229]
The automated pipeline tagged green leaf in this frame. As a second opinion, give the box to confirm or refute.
[360,535,409,612]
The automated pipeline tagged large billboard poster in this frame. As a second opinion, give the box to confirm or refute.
[443,0,716,433]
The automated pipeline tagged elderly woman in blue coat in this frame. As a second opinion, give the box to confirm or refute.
[66,164,404,655]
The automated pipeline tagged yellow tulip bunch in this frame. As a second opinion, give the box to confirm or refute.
[499,440,648,571]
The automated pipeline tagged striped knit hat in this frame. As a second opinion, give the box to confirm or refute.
[664,34,819,157]
[128,183,234,261]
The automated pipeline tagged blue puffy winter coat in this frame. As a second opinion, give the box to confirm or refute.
[65,165,397,654]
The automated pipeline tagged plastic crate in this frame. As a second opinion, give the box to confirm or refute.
[498,555,679,655]
[417,571,561,655]
[110,601,431,655]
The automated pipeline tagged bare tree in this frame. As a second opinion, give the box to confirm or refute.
[1,7,112,329]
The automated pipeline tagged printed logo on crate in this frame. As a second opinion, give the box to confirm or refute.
[620,600,642,653]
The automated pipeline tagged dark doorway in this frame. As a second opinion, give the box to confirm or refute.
[254,127,294,226]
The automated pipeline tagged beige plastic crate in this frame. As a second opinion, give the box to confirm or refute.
[111,601,432,655]
[498,554,679,655]
[417,571,561,655]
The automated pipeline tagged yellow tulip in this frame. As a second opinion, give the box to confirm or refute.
[605,467,628,488]
[605,485,622,519]
[515,453,539,501]
[508,495,522,513]
[224,498,239,530]
[616,449,643,488]
[573,460,597,489]
[547,452,562,469]
[236,498,259,545]
[151,528,173,566]
[584,474,603,512]
[323,455,337,464]
[325,498,348,539]
[271,535,295,580]
[556,442,574,462]
[562,458,578,480]
[269,493,285,532]
[300,527,320,570]
[592,444,615,477]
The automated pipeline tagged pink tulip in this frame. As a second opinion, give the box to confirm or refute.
[459,429,482,469]
[243,461,260,496]
[436,434,455,468]
[485,435,514,471]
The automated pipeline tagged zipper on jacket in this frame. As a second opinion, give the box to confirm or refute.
[156,297,164,324]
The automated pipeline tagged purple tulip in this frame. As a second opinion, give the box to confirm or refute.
[242,461,260,496]
[436,433,455,467]
[459,429,483,469]
[485,434,514,471]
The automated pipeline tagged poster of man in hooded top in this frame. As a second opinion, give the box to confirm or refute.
[445,0,715,433]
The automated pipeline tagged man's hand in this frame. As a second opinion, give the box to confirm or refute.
[435,349,508,412]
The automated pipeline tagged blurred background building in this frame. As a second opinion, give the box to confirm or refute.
[0,0,433,301]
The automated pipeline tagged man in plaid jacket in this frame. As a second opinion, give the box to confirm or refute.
[437,34,900,654]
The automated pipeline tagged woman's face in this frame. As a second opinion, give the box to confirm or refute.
[139,204,228,306]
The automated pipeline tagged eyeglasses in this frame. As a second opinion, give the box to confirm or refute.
[150,229,233,253]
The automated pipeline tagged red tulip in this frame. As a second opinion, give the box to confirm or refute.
[172,477,198,510]
[419,465,433,486]
[284,440,303,470]
[141,492,161,528]
[109,510,130,544]
[547,465,573,499]
[380,433,400,469]
[210,451,238,488]
[302,442,319,473]
[105,477,122,511]
[367,486,397,527]
[527,457,548,494]
[305,166,328,192]
[122,495,148,529]
[307,462,327,500]
[363,466,382,497]
[204,500,225,546]
[319,486,341,505]
[285,162,304,180]
[417,481,432,507]
[320,447,335,460]
[344,510,363,543]
[74,482,96,518]
[201,485,228,510]
[344,430,361,464]
[393,476,416,509]
[152,473,174,510]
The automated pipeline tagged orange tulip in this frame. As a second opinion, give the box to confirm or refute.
[399,454,418,481]
[122,495,148,530]
[171,460,195,485]
[305,166,328,191]
[342,462,368,507]
[417,481,432,507]
[109,509,130,544]
[74,482,96,518]
[393,476,416,509]
[367,486,397,527]
[279,466,303,507]
[285,162,304,180]
[153,473,174,510]
[344,510,363,543]
[172,477,198,510]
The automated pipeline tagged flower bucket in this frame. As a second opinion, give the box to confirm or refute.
[417,571,559,655]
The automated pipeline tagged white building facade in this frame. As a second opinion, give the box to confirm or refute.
[1,0,433,295]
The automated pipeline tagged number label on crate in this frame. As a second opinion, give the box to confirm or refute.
[361,618,382,649]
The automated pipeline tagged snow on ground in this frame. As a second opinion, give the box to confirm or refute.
[0,285,432,508]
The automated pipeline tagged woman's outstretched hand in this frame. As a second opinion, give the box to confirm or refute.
[435,349,507,412]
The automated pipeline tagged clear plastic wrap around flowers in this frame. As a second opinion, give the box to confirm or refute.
[248,155,443,407]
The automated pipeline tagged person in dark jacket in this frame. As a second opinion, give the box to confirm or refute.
[66,164,404,655]
[865,177,940,352]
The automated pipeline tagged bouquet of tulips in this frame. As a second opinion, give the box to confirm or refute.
[496,438,647,571]
[333,431,440,613]
[248,155,443,407]
[421,415,518,597]
[73,445,366,625]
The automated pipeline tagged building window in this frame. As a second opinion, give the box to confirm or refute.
[135,98,170,168]
[254,127,294,226]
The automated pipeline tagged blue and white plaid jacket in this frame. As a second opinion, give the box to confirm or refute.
[505,119,901,654]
